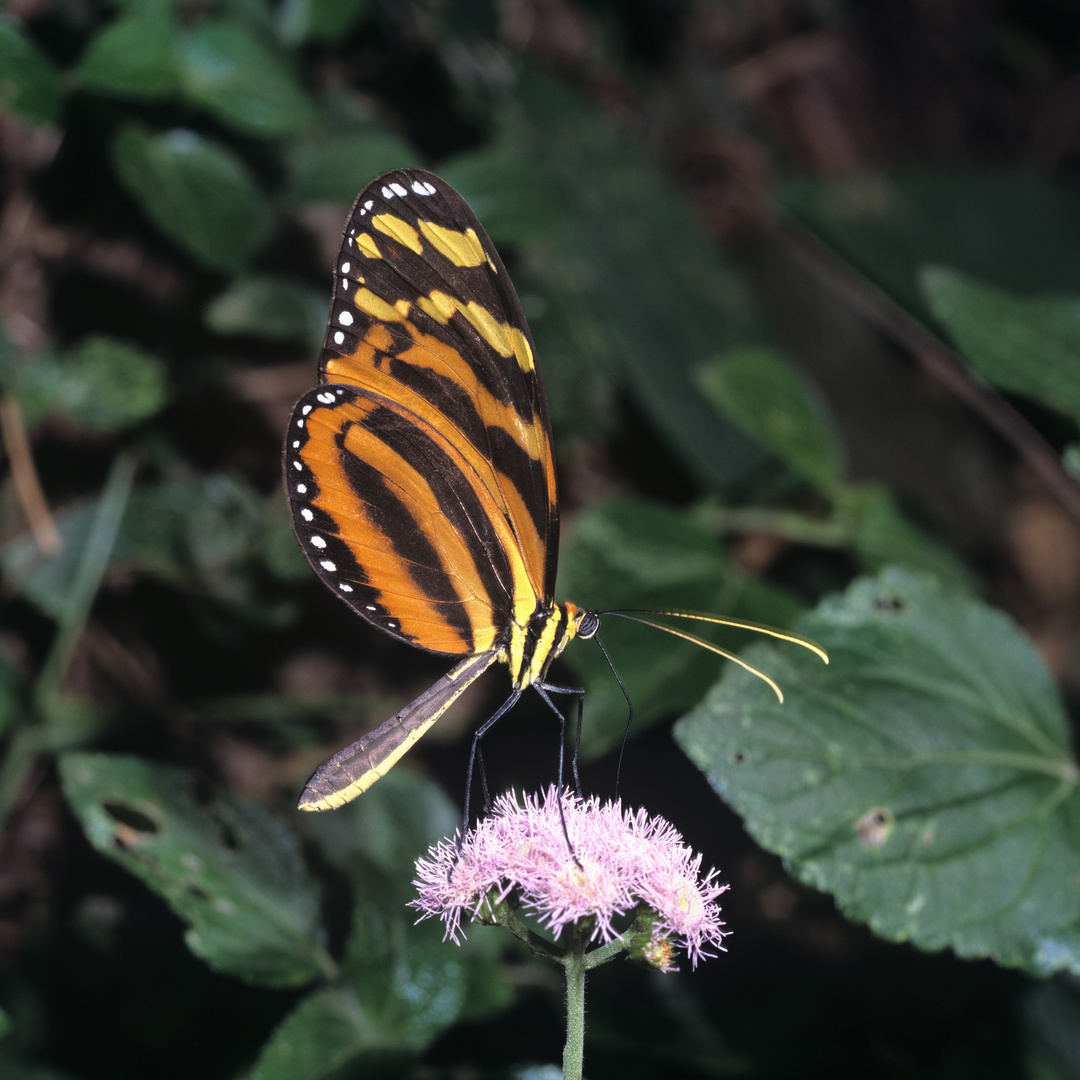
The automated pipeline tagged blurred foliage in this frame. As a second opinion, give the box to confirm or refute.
[2,1,1080,1078]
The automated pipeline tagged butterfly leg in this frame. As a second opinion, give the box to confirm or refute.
[462,688,522,834]
[536,681,586,796]
[533,682,586,865]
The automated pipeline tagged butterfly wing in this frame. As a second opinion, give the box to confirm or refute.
[297,650,500,810]
[313,168,559,605]
[287,382,543,656]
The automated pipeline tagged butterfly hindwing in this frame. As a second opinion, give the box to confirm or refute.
[315,169,559,602]
[286,380,541,657]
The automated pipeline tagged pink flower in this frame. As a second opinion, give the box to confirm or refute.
[411,787,729,969]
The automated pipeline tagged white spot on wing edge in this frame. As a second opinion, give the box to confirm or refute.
[389,182,407,196]
[292,460,302,471]
[412,180,436,196]
[316,391,335,403]
[333,331,344,345]
[302,405,313,415]
[338,310,353,326]
[301,508,313,521]
[310,535,327,549]
[341,261,351,273]
[320,560,337,572]
[296,483,307,494]
[339,583,353,593]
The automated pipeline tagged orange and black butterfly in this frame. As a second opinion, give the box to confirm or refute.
[287,168,825,813]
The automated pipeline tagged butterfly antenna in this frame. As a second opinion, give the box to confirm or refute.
[600,610,827,703]
[591,634,634,795]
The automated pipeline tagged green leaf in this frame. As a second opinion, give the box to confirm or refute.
[277,0,370,45]
[2,475,275,620]
[251,775,508,1080]
[0,655,21,739]
[246,985,411,1080]
[0,19,62,125]
[178,18,317,136]
[674,568,1080,976]
[300,768,460,882]
[75,1,181,97]
[17,336,167,430]
[837,483,978,592]
[697,347,844,492]
[59,753,330,986]
[557,497,804,757]
[782,169,1080,315]
[111,125,272,272]
[921,267,1080,425]
[205,275,326,347]
[345,899,469,1045]
[462,72,767,486]
[284,128,419,205]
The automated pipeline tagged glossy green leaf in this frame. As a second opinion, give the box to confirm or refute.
[557,497,804,757]
[0,19,62,125]
[675,568,1080,976]
[60,753,331,986]
[277,0,370,44]
[284,128,419,204]
[697,347,844,493]
[111,126,272,271]
[178,18,317,136]
[205,275,326,347]
[921,266,1080,424]
[16,336,166,430]
[75,1,181,97]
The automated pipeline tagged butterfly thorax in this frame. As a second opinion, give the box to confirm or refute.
[505,602,600,690]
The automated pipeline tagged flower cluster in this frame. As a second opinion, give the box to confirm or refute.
[411,787,729,968]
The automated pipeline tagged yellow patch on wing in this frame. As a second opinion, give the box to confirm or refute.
[417,289,458,324]
[509,327,534,373]
[418,220,489,268]
[372,214,423,255]
[354,287,410,323]
[355,233,382,259]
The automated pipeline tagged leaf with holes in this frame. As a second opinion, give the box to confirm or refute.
[674,568,1080,976]
[60,753,331,987]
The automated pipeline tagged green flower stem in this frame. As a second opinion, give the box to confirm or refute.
[485,897,566,961]
[561,940,587,1080]
[582,937,628,969]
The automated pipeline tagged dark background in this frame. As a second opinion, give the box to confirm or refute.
[2,1,1080,1077]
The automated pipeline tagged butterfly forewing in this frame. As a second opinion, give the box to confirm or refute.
[315,170,558,602]
[286,170,559,655]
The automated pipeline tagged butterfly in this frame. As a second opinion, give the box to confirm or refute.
[286,168,826,813]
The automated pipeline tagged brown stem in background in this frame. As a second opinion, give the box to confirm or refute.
[0,393,60,555]
[779,214,1080,526]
